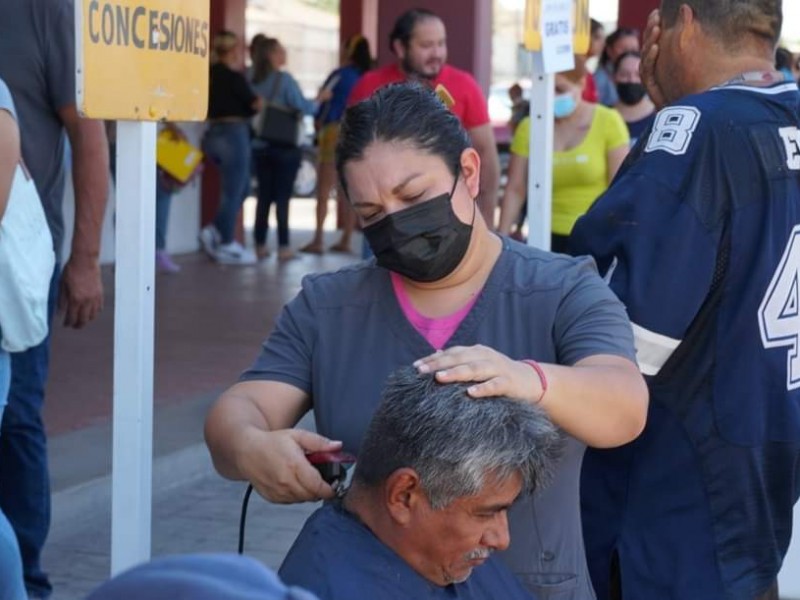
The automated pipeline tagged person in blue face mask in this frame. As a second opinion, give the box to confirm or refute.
[204,82,649,600]
[498,70,630,253]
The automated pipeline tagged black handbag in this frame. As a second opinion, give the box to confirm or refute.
[255,72,301,146]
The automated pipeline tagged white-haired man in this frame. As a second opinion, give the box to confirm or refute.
[279,368,563,599]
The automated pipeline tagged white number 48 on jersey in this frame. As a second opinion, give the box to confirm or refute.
[759,225,800,391]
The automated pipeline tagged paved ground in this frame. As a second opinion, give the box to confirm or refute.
[45,426,318,599]
[38,198,354,598]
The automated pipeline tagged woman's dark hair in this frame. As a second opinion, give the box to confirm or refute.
[600,27,639,67]
[590,18,603,37]
[347,35,373,74]
[336,83,471,197]
[252,37,280,84]
[389,8,440,52]
[249,33,268,61]
[613,50,642,75]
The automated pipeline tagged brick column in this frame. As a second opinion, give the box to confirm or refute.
[340,0,378,57]
[617,0,660,33]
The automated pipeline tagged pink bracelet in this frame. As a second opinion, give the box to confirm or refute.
[522,360,548,404]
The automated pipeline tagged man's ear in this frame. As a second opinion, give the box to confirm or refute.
[676,4,698,51]
[384,468,426,527]
[392,39,407,60]
[459,148,482,200]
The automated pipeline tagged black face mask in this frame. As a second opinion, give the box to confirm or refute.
[363,176,473,282]
[617,82,647,105]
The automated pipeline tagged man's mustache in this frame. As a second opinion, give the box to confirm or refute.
[464,548,493,561]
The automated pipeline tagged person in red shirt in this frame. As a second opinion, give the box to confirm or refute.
[581,19,605,103]
[576,55,598,103]
[348,9,500,226]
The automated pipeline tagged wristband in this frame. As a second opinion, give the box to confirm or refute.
[522,360,548,404]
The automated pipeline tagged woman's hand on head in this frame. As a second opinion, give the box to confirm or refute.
[414,345,544,405]
[236,427,343,504]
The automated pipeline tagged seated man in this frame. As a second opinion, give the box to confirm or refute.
[279,367,563,599]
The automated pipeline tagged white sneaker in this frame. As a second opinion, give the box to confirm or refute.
[199,225,221,258]
[214,241,257,265]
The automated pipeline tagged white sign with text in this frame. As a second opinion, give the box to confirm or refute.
[540,0,574,73]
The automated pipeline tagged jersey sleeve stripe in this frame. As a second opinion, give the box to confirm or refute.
[711,83,798,95]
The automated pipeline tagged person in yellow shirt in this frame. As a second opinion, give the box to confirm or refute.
[498,71,629,253]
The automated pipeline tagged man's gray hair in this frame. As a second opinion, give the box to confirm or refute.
[661,0,782,48]
[353,367,563,510]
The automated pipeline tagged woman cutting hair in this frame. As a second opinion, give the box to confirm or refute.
[204,83,647,600]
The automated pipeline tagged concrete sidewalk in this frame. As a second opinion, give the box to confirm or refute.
[44,412,319,600]
[38,199,359,598]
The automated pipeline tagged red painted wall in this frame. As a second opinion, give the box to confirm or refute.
[201,0,248,232]
[617,0,660,33]
[340,0,378,58]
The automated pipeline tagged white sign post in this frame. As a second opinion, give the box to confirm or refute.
[111,121,157,573]
[75,0,209,575]
[526,0,574,251]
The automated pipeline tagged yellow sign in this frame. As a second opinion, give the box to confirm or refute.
[524,0,591,55]
[523,0,543,52]
[76,0,210,121]
[572,0,591,55]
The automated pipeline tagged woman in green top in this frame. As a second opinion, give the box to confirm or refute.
[498,71,630,254]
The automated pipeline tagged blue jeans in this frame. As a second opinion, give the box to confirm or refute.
[0,344,9,421]
[111,141,174,252]
[0,508,24,600]
[202,122,252,244]
[252,145,302,248]
[155,180,173,251]
[0,348,24,600]
[0,267,59,598]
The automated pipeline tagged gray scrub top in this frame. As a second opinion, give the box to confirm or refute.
[242,238,637,600]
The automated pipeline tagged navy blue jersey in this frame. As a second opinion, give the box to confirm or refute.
[571,80,800,600]
[625,112,656,148]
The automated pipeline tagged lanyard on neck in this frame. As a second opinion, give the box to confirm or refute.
[721,70,786,87]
